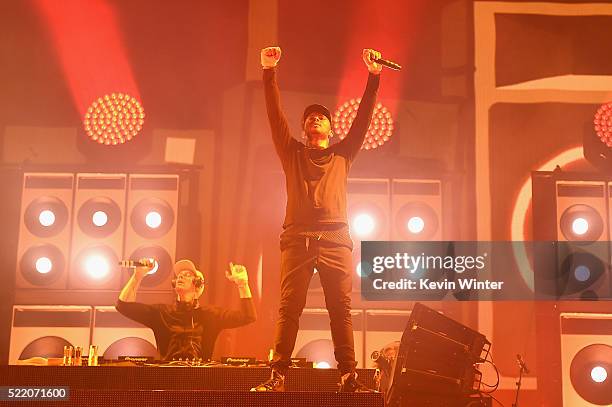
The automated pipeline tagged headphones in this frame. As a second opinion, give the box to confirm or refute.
[171,274,204,289]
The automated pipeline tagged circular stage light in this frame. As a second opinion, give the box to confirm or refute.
[145,211,162,229]
[77,197,121,238]
[352,213,376,238]
[25,197,69,238]
[38,210,56,227]
[560,205,604,242]
[83,93,145,146]
[591,366,607,383]
[348,202,386,241]
[407,216,425,234]
[73,245,118,285]
[20,244,65,286]
[572,217,589,236]
[559,253,604,296]
[85,255,110,280]
[35,257,53,274]
[333,99,394,150]
[131,198,175,238]
[314,361,331,369]
[92,211,108,227]
[574,265,591,283]
[395,202,439,240]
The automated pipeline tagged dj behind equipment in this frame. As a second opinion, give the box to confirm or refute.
[115,258,257,363]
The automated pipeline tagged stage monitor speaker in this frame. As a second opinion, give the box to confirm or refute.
[560,312,612,406]
[69,174,126,290]
[123,174,179,291]
[9,305,92,364]
[92,306,158,360]
[387,303,489,405]
[294,308,364,368]
[365,310,412,367]
[16,173,74,289]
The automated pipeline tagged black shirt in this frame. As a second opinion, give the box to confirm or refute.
[263,68,380,230]
[115,298,256,361]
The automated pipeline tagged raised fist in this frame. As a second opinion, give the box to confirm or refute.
[363,48,382,74]
[261,46,281,68]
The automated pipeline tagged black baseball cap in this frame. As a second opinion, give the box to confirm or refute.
[302,104,332,124]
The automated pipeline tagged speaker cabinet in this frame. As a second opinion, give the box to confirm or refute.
[9,305,92,364]
[123,174,179,291]
[560,312,612,406]
[69,174,126,290]
[16,173,74,289]
[92,306,158,359]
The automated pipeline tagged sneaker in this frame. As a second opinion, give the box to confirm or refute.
[338,372,376,393]
[250,370,285,392]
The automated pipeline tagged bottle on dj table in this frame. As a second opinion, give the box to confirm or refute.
[88,345,99,366]
[62,346,73,366]
[74,346,83,366]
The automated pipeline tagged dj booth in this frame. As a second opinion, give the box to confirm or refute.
[0,365,384,407]
[1,364,492,407]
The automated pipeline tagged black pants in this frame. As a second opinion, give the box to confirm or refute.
[271,235,356,375]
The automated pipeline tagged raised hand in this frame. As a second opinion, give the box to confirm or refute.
[261,46,282,68]
[362,48,382,74]
[226,262,249,287]
[133,258,154,280]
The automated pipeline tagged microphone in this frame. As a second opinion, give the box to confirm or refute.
[373,57,402,71]
[516,354,530,374]
[118,259,153,268]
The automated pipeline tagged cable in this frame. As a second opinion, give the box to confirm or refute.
[479,351,500,392]
[487,393,506,407]
[473,348,505,406]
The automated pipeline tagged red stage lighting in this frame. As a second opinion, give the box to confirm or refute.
[333,99,394,150]
[83,93,145,146]
[594,102,612,147]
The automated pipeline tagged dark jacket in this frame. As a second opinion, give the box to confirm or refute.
[115,298,256,361]
[263,68,380,229]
